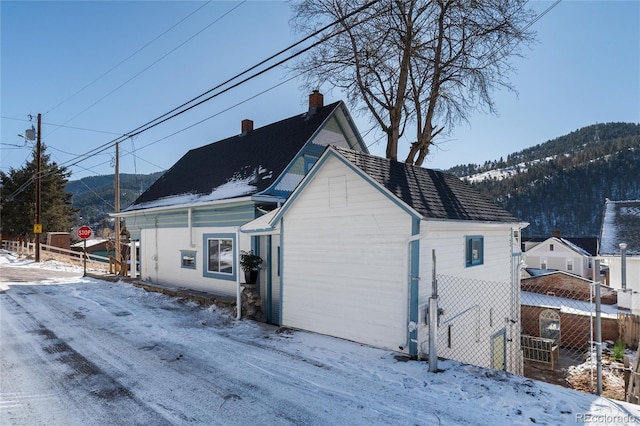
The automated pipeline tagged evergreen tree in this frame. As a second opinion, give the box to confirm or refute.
[1,144,76,239]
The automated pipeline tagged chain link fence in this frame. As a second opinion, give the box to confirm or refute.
[420,274,522,374]
[519,273,629,398]
[421,270,635,400]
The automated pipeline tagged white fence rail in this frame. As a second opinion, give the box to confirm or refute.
[1,240,110,273]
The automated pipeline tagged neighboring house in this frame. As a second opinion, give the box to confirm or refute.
[242,146,527,372]
[46,232,71,251]
[71,238,110,256]
[522,234,597,280]
[520,271,620,351]
[521,291,620,350]
[521,271,617,304]
[113,91,368,298]
[599,199,640,315]
[71,238,131,260]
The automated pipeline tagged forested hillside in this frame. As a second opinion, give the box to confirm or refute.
[67,172,163,226]
[448,123,640,237]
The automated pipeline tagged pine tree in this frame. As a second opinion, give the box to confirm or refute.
[1,144,76,239]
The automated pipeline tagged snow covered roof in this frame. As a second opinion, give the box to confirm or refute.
[521,291,620,319]
[125,101,343,211]
[71,238,108,248]
[599,199,640,255]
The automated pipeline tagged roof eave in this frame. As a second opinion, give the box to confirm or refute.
[111,196,254,217]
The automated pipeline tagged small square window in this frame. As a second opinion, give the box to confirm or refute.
[465,236,484,267]
[180,250,196,269]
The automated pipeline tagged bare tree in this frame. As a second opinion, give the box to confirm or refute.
[290,0,536,165]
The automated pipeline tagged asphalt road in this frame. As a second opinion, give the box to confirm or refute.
[0,263,436,425]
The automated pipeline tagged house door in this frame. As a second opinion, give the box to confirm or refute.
[491,329,506,371]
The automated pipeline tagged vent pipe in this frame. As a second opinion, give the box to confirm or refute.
[620,243,627,290]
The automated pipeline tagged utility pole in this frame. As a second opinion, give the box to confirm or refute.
[35,113,42,262]
[115,142,121,266]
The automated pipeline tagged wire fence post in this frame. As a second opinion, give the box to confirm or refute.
[429,249,438,372]
[594,259,602,395]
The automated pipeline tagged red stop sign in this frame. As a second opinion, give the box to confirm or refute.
[77,226,93,240]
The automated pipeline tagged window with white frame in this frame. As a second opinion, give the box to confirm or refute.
[203,233,236,280]
[541,258,547,269]
[540,309,560,343]
[567,258,573,271]
[465,236,484,267]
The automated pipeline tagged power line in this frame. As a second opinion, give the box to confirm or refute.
[45,1,212,115]
[44,1,247,138]
[55,0,382,172]
[1,115,123,136]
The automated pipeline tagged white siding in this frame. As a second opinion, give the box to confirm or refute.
[602,255,640,314]
[281,155,413,351]
[140,226,251,296]
[417,222,521,371]
[523,239,592,279]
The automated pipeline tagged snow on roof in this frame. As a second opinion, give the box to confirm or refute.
[521,290,620,319]
[600,199,640,255]
[71,238,108,248]
[125,174,257,211]
[558,237,591,257]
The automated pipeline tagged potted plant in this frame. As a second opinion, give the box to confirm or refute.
[240,250,263,284]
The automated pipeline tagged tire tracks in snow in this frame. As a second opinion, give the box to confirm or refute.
[0,290,172,425]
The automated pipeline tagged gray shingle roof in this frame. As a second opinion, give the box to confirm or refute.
[333,147,520,222]
[600,199,640,255]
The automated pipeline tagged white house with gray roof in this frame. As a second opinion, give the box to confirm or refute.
[522,235,596,279]
[243,146,528,373]
[113,92,368,299]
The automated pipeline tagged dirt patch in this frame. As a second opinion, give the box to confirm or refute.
[524,350,634,401]
[565,361,626,400]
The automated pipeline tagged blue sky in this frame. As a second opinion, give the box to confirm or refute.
[1,1,639,181]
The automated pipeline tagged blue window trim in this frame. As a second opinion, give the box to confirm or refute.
[203,233,236,281]
[465,235,484,267]
[180,250,197,270]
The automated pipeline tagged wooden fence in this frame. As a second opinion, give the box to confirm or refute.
[1,240,35,255]
[1,240,110,273]
[618,313,640,348]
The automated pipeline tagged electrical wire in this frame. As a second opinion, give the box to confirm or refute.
[1,115,123,136]
[44,1,247,138]
[54,0,382,172]
[6,0,557,196]
[45,1,213,116]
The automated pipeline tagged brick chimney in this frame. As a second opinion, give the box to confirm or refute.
[309,90,324,111]
[241,119,253,134]
[553,229,561,237]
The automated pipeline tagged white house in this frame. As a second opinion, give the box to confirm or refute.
[599,199,640,315]
[242,146,528,372]
[112,91,368,298]
[522,235,596,279]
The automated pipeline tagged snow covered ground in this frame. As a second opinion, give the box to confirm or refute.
[1,251,639,425]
